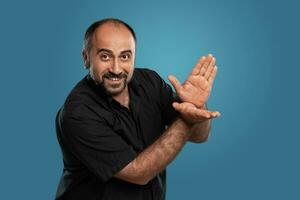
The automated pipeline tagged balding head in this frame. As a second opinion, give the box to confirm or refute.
[83,18,136,54]
[81,18,136,97]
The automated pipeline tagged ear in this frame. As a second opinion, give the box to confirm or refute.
[82,49,90,69]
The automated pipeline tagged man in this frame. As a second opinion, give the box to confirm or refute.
[55,18,220,200]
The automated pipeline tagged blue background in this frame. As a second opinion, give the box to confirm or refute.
[1,0,299,199]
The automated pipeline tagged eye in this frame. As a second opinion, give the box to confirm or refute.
[100,54,110,61]
[120,54,130,61]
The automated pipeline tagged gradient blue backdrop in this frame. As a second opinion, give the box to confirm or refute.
[1,0,299,199]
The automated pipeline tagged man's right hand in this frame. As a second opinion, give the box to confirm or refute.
[172,101,220,125]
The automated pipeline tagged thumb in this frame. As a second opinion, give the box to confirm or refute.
[168,75,182,93]
[172,102,181,110]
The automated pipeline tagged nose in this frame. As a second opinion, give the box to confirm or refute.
[109,59,122,75]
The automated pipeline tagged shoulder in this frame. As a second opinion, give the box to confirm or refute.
[63,75,107,111]
[134,68,162,80]
[133,68,165,89]
[60,75,112,122]
[64,75,94,105]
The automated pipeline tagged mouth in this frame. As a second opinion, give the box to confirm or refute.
[103,72,127,82]
[101,73,128,95]
[104,76,124,83]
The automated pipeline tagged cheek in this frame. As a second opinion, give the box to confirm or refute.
[90,63,109,80]
[124,65,133,74]
[125,63,134,80]
[124,60,134,73]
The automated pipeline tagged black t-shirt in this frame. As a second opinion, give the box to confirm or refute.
[55,68,179,200]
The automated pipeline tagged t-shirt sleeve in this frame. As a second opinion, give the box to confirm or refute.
[145,69,180,126]
[58,104,137,183]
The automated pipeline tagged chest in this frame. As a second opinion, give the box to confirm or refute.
[111,95,165,153]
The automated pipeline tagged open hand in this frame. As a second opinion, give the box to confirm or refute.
[168,54,217,108]
[172,102,220,125]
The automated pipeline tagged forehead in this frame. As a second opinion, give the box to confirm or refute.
[91,22,135,52]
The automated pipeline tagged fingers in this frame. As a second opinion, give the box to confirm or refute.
[173,102,221,120]
[168,75,182,93]
[190,54,217,78]
[210,111,221,118]
[208,66,218,91]
[204,57,216,80]
[199,54,214,76]
[191,56,206,75]
[194,108,220,119]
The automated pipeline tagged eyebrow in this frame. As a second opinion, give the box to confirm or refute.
[96,48,132,55]
[120,50,132,55]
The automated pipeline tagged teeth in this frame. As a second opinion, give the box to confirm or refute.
[108,77,120,81]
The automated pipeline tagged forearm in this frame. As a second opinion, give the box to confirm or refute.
[115,118,190,184]
[188,104,211,143]
[188,119,211,143]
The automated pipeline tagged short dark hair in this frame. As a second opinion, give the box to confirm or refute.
[83,18,137,53]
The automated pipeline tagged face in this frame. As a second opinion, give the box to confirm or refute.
[83,22,135,96]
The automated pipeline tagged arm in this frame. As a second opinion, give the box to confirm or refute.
[188,104,211,143]
[114,55,219,184]
[114,118,190,185]
[188,119,211,143]
[167,54,220,143]
[171,102,219,143]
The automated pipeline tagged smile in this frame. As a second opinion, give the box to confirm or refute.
[105,77,123,82]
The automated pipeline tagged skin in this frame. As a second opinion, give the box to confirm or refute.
[169,54,221,142]
[82,22,135,107]
[169,54,219,110]
[82,22,220,185]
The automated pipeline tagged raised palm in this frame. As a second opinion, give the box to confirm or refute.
[168,54,217,108]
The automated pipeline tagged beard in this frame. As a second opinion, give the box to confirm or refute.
[99,71,128,96]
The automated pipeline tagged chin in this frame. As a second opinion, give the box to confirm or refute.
[106,88,124,96]
[104,81,127,96]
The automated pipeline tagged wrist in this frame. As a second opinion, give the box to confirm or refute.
[173,118,192,137]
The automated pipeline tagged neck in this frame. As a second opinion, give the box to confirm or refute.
[112,86,130,109]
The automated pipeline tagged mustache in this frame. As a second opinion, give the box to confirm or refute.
[103,72,127,79]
